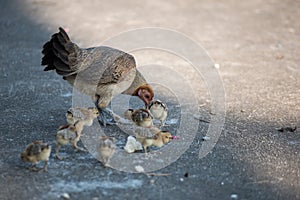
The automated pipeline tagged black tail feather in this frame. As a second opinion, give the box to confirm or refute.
[41,27,79,77]
[58,27,70,42]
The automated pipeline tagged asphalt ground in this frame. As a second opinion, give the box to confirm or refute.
[0,0,299,199]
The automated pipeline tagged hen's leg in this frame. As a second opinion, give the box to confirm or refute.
[94,95,116,126]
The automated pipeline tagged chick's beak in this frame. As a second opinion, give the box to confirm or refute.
[171,135,179,140]
[145,98,154,108]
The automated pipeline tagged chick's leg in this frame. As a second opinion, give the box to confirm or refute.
[55,144,63,160]
[143,145,148,155]
[72,140,87,152]
[38,161,48,173]
[29,164,38,171]
[102,157,108,167]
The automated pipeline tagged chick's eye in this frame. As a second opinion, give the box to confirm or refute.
[145,94,150,99]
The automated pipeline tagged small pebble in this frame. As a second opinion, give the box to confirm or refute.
[135,165,145,173]
[184,172,189,178]
[230,194,238,199]
[288,28,295,33]
[180,178,184,182]
[61,193,70,199]
[214,63,220,69]
[202,136,210,141]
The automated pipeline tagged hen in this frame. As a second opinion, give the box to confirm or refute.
[41,27,154,126]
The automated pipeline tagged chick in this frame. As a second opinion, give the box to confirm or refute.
[42,27,155,126]
[98,136,116,167]
[55,108,99,160]
[148,100,168,126]
[130,109,153,128]
[124,109,134,120]
[66,107,99,125]
[55,120,90,160]
[134,126,176,153]
[20,141,51,172]
[124,135,143,153]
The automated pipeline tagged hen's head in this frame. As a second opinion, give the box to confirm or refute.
[135,84,154,107]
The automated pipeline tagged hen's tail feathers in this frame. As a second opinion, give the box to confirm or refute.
[41,27,80,76]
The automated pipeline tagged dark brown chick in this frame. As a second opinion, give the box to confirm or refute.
[130,109,153,128]
[124,109,135,120]
[98,136,116,167]
[41,27,154,126]
[20,141,51,172]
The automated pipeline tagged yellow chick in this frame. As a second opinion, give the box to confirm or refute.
[20,141,51,172]
[134,126,177,153]
[98,136,116,167]
[148,100,168,126]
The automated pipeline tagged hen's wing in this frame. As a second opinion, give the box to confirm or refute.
[42,28,137,96]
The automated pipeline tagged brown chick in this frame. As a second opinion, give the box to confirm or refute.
[130,109,153,128]
[41,27,154,126]
[148,100,168,126]
[66,107,99,125]
[124,109,134,120]
[98,136,116,167]
[55,108,99,160]
[134,126,175,153]
[20,141,51,172]
[55,123,81,160]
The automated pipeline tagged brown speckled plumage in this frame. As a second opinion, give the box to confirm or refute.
[41,27,154,109]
